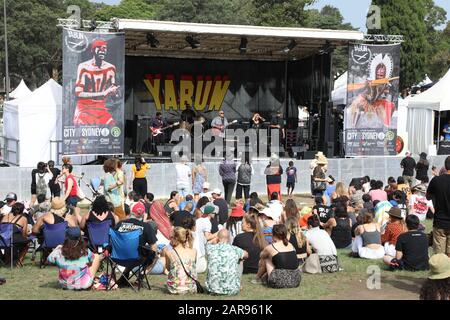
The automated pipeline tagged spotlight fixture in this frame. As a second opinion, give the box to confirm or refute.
[283,39,297,53]
[146,33,159,48]
[239,37,248,54]
[185,35,200,49]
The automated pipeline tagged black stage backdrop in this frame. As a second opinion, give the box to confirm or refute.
[62,29,125,156]
[124,55,331,126]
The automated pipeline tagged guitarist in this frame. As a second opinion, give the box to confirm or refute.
[151,112,167,153]
[211,110,229,138]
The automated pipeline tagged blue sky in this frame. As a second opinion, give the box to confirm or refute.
[90,0,449,31]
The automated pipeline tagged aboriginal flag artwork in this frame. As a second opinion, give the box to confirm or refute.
[344,44,401,156]
[62,28,125,156]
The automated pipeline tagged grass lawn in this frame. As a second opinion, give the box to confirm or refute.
[0,196,433,300]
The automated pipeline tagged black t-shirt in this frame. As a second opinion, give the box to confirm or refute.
[170,210,192,228]
[49,168,61,189]
[313,205,332,223]
[395,231,429,271]
[400,157,416,176]
[115,218,157,247]
[232,232,261,274]
[213,198,229,225]
[427,175,450,229]
[416,160,429,180]
[31,169,38,190]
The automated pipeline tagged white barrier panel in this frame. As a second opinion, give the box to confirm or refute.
[0,155,448,202]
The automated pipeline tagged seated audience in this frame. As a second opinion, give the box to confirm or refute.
[224,205,244,243]
[369,180,388,202]
[194,203,219,273]
[381,207,407,258]
[285,216,311,264]
[313,196,331,225]
[267,192,283,220]
[79,196,118,231]
[349,181,364,208]
[281,198,299,224]
[384,214,429,271]
[161,227,197,294]
[233,214,267,274]
[384,177,397,200]
[362,194,374,211]
[409,185,434,221]
[47,227,102,290]
[324,205,352,249]
[420,254,450,300]
[258,206,278,244]
[0,202,29,266]
[32,197,79,236]
[206,229,248,295]
[254,224,300,288]
[170,204,194,228]
[351,212,384,259]
[164,191,181,217]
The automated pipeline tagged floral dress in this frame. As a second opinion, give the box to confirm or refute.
[167,250,197,294]
[192,166,206,194]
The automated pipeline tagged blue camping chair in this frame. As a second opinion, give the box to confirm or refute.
[87,220,111,253]
[107,228,151,292]
[0,223,14,269]
[40,222,68,268]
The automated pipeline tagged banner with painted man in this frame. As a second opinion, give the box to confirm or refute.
[344,44,401,156]
[62,28,125,155]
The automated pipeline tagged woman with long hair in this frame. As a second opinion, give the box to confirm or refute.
[103,158,125,221]
[224,205,245,243]
[0,202,29,266]
[232,214,267,274]
[281,199,299,224]
[47,227,102,290]
[285,216,311,264]
[130,156,150,198]
[194,196,210,219]
[164,191,181,217]
[162,227,198,294]
[416,152,429,182]
[332,182,349,201]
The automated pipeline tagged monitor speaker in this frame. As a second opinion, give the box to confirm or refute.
[303,150,316,160]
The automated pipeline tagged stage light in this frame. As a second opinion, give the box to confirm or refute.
[239,37,247,54]
[185,35,200,49]
[146,33,159,48]
[283,39,297,53]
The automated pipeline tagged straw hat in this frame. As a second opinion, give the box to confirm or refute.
[317,154,328,165]
[50,197,67,216]
[315,151,324,158]
[428,254,450,280]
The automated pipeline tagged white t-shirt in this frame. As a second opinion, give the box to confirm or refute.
[176,164,191,189]
[409,194,433,221]
[267,200,283,222]
[195,217,212,257]
[224,221,243,243]
[306,227,337,256]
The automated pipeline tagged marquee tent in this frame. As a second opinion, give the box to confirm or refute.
[3,79,62,167]
[407,68,450,154]
[9,79,32,100]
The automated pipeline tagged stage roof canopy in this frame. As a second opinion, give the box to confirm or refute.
[113,19,364,61]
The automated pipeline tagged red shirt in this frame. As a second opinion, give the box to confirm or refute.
[381,222,405,245]
[65,174,78,197]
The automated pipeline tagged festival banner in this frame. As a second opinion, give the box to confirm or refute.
[344,43,401,156]
[62,28,125,156]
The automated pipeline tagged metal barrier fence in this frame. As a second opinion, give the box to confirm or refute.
[0,155,447,202]
[0,136,19,166]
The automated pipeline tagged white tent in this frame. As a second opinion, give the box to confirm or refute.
[3,79,62,167]
[407,68,450,155]
[9,79,32,100]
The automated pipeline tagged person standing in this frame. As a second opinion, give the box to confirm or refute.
[175,155,192,198]
[150,111,167,153]
[192,158,208,194]
[264,154,283,201]
[47,161,61,199]
[62,164,79,207]
[236,157,253,201]
[31,162,53,206]
[426,156,450,256]
[416,152,430,183]
[219,155,237,204]
[103,158,125,221]
[130,156,149,198]
[400,151,416,187]
[285,161,297,197]
[211,110,229,138]
[212,189,229,226]
[312,156,328,198]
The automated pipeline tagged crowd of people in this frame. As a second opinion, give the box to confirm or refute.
[0,152,449,300]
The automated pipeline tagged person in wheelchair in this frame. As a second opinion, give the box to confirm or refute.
[114,201,158,287]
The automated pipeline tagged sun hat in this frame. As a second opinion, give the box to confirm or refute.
[66,227,81,240]
[202,182,210,189]
[201,203,219,215]
[315,151,324,158]
[259,206,280,221]
[130,202,146,217]
[428,254,450,280]
[387,207,403,219]
[317,154,328,165]
[50,197,67,216]
[211,188,222,195]
[230,206,245,218]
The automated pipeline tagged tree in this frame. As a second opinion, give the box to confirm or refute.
[251,0,316,27]
[95,0,158,21]
[369,0,430,89]
[427,21,450,81]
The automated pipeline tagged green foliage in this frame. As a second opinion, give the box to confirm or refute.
[369,0,431,89]
[251,0,316,27]
[95,0,158,21]
[427,21,450,81]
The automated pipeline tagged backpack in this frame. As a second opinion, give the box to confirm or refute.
[36,173,47,196]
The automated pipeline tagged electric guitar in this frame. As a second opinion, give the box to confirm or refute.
[211,120,238,137]
[150,122,180,137]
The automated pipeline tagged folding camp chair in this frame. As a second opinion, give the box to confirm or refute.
[0,223,14,269]
[87,220,112,274]
[39,222,68,268]
[107,228,151,292]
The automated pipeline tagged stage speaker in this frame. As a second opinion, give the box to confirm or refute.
[135,116,152,153]
[303,150,316,160]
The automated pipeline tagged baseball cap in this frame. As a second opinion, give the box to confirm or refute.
[211,188,222,195]
[130,202,146,217]
[202,182,210,189]
[4,192,17,202]
[66,227,81,240]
